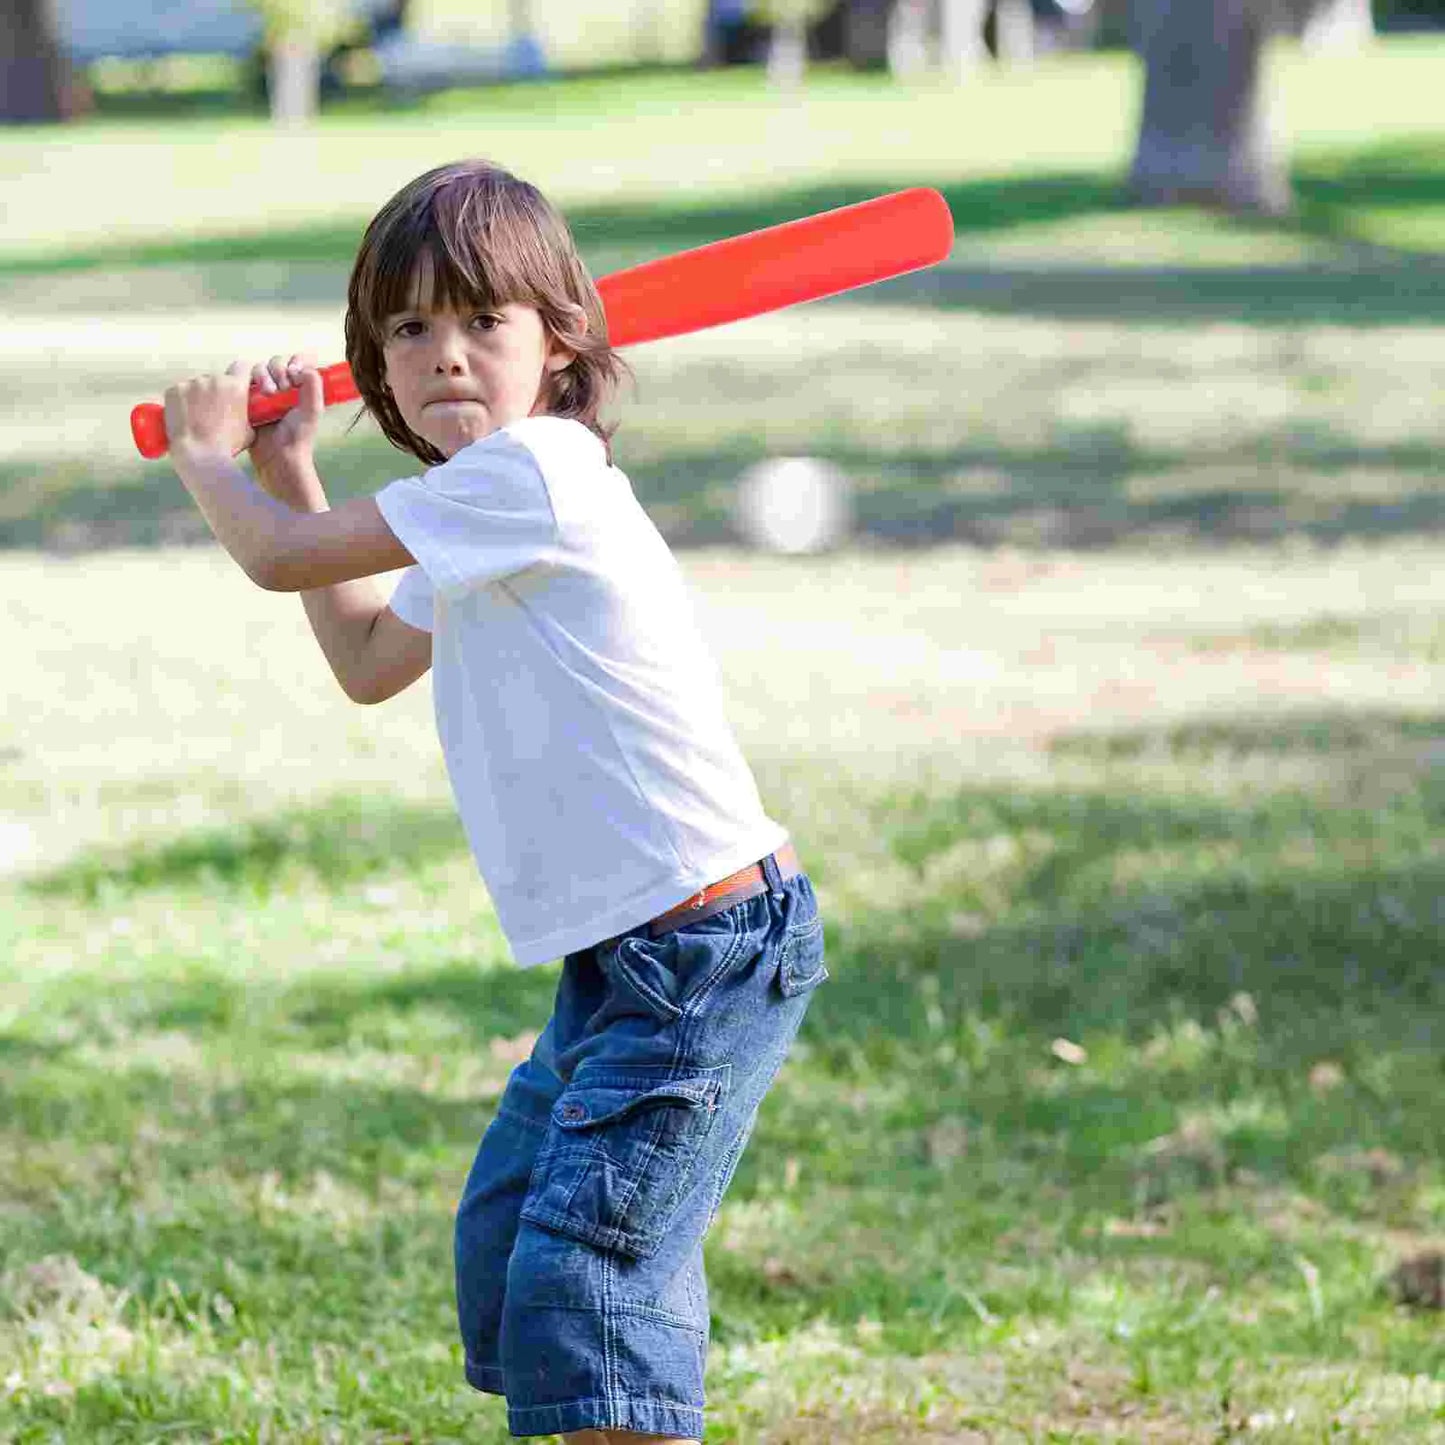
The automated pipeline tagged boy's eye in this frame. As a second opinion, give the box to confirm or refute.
[472,314,500,331]
[392,320,423,339]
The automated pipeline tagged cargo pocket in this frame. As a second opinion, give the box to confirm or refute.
[776,912,829,998]
[520,1061,730,1260]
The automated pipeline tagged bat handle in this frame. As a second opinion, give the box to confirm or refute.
[130,362,360,459]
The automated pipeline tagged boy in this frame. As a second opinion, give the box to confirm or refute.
[163,159,828,1442]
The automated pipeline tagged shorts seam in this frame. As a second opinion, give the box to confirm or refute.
[465,1358,506,1395]
[611,1299,707,1334]
[678,909,750,1021]
[603,1241,620,1424]
[505,1393,704,1438]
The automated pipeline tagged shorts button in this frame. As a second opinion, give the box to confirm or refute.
[560,1103,586,1122]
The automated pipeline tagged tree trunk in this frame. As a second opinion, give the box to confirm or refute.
[1128,0,1290,216]
[0,0,74,123]
[1302,0,1373,52]
[940,0,989,77]
[887,0,931,76]
[995,0,1036,63]
[267,36,320,128]
[767,18,807,86]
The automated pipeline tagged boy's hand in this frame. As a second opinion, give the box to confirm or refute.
[248,354,326,508]
[163,361,254,462]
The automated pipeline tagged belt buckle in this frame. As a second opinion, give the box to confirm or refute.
[689,886,709,911]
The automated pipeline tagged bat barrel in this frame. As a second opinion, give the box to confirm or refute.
[598,188,953,349]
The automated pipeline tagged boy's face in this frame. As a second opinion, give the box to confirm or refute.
[381,259,574,458]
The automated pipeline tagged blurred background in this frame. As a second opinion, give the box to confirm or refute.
[3,2,1445,1440]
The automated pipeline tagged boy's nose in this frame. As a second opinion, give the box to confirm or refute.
[431,325,468,373]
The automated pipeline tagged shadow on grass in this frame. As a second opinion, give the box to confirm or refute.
[0,428,394,553]
[7,427,1445,556]
[2,140,1440,305]
[15,708,1445,1080]
[631,433,1445,550]
[812,706,1445,1057]
[1294,134,1445,251]
[281,957,554,1053]
[21,793,468,902]
[0,172,1124,278]
[863,254,1445,327]
[1050,707,1445,760]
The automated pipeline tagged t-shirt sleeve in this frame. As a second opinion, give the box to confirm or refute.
[387,565,434,632]
[373,429,559,603]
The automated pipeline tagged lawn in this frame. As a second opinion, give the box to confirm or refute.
[3,39,1445,1444]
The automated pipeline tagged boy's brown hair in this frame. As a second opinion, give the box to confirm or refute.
[345,160,627,466]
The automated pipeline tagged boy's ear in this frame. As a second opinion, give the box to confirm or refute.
[545,304,586,373]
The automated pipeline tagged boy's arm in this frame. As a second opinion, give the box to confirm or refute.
[167,444,412,591]
[302,589,432,705]
[262,467,431,703]
[164,363,413,591]
[279,491,432,702]
[167,358,431,702]
[348,605,433,704]
[222,447,432,701]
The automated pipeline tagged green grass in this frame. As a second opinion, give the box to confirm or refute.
[4,40,1445,1444]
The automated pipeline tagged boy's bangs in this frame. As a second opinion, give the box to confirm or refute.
[368,204,535,331]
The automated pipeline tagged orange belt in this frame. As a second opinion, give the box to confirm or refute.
[646,841,801,938]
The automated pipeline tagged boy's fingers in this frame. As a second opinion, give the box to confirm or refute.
[268,353,292,389]
[297,367,324,416]
[252,361,276,394]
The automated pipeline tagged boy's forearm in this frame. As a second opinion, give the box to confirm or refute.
[251,452,390,700]
[300,576,389,701]
[170,445,298,588]
[174,445,387,697]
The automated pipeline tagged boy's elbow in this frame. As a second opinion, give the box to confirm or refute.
[247,528,312,592]
[249,563,290,593]
[342,674,386,705]
[244,548,293,593]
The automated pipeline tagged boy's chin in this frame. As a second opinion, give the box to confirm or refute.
[426,418,501,458]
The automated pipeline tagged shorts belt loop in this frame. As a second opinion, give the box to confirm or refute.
[760,850,784,893]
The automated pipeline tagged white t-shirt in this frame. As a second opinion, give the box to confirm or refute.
[374,415,787,967]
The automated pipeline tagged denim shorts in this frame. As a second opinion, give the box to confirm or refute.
[454,865,827,1438]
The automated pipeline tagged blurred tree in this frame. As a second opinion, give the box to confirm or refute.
[1302,0,1374,47]
[1127,0,1340,216]
[888,0,932,71]
[940,0,990,73]
[993,0,1037,58]
[895,0,1033,75]
[1,0,74,122]
[244,0,356,126]
[756,0,834,84]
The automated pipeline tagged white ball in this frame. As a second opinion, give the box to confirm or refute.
[733,456,853,555]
